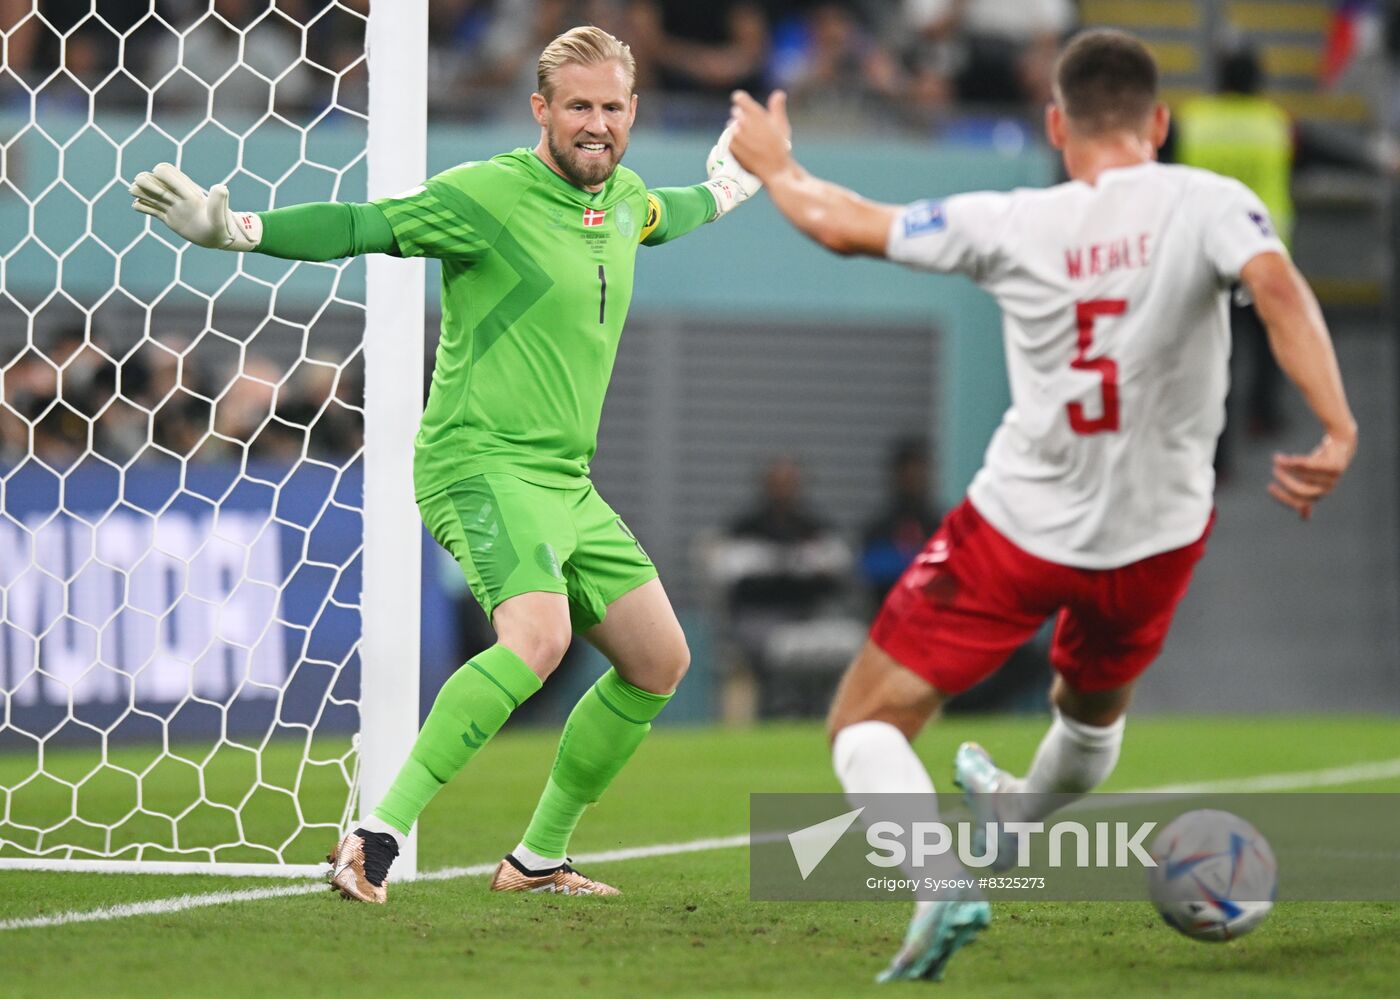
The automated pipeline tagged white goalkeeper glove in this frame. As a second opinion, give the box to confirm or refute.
[703,124,764,220]
[129,162,262,251]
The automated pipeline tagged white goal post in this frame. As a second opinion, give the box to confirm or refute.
[360,0,426,882]
[0,0,425,878]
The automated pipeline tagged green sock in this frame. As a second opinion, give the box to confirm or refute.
[372,644,541,835]
[520,667,673,859]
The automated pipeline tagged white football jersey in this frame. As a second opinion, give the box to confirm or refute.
[888,162,1286,568]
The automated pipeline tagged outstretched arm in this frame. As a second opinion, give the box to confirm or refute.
[640,186,716,246]
[1241,250,1358,519]
[642,121,776,246]
[131,162,397,260]
[728,89,897,257]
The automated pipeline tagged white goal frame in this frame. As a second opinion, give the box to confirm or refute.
[358,0,426,882]
[0,0,426,879]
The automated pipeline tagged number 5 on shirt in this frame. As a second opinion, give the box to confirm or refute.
[1068,298,1127,434]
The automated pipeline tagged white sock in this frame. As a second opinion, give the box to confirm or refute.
[360,814,407,851]
[512,842,564,871]
[832,720,936,796]
[1014,711,1125,822]
[833,721,949,919]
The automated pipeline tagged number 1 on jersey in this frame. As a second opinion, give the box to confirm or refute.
[1067,298,1126,435]
[598,264,606,324]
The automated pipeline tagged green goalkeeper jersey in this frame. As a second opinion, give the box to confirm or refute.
[370,149,707,500]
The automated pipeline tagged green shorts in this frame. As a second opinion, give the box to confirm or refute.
[419,473,658,632]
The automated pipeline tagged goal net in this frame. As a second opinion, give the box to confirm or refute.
[0,0,424,876]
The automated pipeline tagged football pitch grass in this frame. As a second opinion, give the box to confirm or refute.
[3,715,1398,997]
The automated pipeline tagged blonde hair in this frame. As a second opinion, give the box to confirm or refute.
[537,26,636,100]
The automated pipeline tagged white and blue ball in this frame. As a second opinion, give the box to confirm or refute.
[1146,809,1277,942]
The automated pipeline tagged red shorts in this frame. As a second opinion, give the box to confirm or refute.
[870,499,1212,695]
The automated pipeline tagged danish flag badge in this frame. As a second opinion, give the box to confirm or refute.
[582,208,606,227]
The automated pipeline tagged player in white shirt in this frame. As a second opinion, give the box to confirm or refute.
[728,29,1356,982]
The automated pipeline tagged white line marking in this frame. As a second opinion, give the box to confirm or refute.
[0,884,329,931]
[1120,756,1400,795]
[3,757,1397,932]
[418,834,751,883]
[0,837,752,932]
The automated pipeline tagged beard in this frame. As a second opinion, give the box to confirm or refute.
[547,128,624,188]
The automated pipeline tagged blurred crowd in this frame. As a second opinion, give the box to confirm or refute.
[0,0,1078,129]
[433,0,1075,129]
[0,326,362,469]
[704,443,1047,717]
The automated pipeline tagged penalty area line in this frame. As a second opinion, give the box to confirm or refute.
[4,755,1399,932]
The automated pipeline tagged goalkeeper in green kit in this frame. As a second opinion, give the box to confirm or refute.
[130,26,768,901]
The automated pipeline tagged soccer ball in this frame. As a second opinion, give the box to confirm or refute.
[1146,809,1277,942]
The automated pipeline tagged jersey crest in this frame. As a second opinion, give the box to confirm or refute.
[614,199,634,237]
